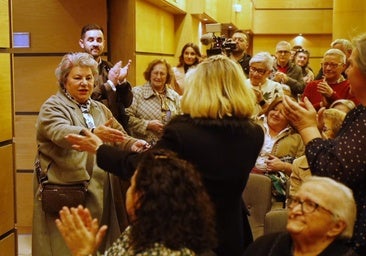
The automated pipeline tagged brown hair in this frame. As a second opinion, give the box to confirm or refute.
[143,59,173,84]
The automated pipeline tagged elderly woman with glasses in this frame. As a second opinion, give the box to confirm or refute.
[244,176,357,256]
[247,52,288,115]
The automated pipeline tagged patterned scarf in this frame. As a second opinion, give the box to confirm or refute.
[64,90,96,129]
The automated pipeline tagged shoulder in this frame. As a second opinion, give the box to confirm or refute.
[320,239,358,256]
[244,232,291,256]
[91,99,111,113]
[305,80,320,88]
[169,115,263,133]
[166,88,180,100]
[40,91,72,110]
[339,79,350,86]
[266,79,283,89]
[173,66,184,74]
[100,60,113,69]
[132,83,153,96]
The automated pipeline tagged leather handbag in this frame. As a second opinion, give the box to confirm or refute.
[41,183,88,213]
[35,151,91,214]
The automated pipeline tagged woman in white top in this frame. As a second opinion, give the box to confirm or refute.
[247,52,288,115]
[172,42,202,95]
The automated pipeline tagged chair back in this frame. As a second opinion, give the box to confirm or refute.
[242,173,272,240]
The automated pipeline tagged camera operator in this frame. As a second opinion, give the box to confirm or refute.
[230,29,251,76]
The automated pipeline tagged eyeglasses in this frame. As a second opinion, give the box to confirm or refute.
[286,196,333,215]
[249,66,267,75]
[321,62,344,69]
[277,50,291,55]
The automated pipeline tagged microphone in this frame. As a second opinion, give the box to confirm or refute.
[200,33,214,45]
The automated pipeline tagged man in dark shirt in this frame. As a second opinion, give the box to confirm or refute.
[271,41,305,97]
[79,24,133,133]
[230,29,251,76]
[78,24,133,235]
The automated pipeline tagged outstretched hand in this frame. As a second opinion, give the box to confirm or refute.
[65,129,103,154]
[55,206,107,256]
[93,118,125,143]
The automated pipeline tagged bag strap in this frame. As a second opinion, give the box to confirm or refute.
[35,149,92,187]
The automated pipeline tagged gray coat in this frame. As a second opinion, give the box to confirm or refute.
[32,90,136,256]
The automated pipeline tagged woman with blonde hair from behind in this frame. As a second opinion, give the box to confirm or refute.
[65,54,265,255]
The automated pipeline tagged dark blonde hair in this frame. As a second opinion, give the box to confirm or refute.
[181,55,256,118]
[143,59,173,85]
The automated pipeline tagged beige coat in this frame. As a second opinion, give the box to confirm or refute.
[289,155,311,196]
[32,91,136,256]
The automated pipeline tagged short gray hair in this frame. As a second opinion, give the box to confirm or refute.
[301,176,356,239]
[331,38,353,53]
[249,52,274,71]
[276,41,291,51]
[323,48,346,64]
[55,52,98,89]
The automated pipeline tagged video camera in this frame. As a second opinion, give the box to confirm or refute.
[200,23,237,57]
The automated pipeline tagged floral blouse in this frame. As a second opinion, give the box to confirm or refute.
[103,226,196,256]
[306,104,366,253]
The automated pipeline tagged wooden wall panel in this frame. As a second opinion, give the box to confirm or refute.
[14,115,37,170]
[0,0,10,48]
[16,173,33,232]
[253,10,333,34]
[333,0,366,40]
[0,145,15,235]
[136,0,176,54]
[0,233,15,256]
[109,0,137,85]
[204,0,218,20]
[12,0,107,53]
[0,54,12,141]
[14,57,61,112]
[253,0,333,9]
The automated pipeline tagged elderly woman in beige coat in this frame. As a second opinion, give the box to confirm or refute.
[32,52,146,256]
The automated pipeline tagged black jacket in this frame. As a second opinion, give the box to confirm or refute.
[243,232,358,256]
[97,115,264,256]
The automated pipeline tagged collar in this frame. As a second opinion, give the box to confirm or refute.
[141,82,176,101]
[327,75,346,85]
